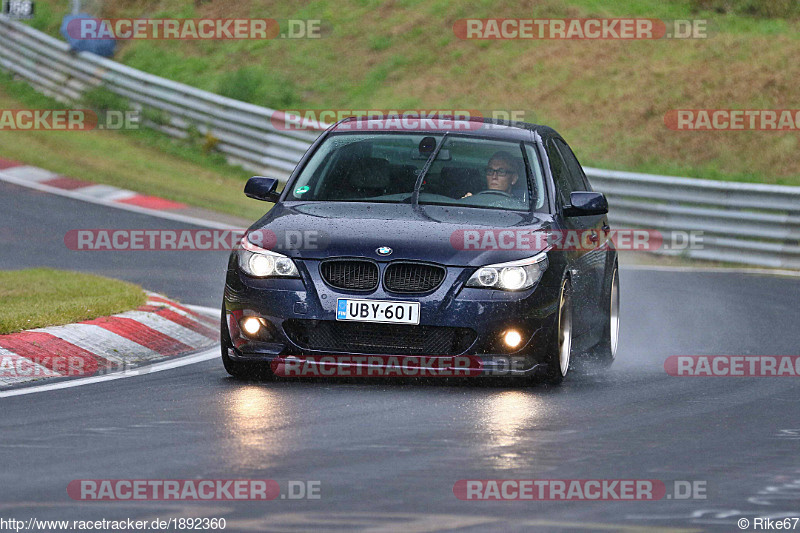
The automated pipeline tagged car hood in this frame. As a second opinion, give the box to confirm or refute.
[248,202,553,267]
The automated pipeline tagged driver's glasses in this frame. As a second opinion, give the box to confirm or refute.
[486,167,514,178]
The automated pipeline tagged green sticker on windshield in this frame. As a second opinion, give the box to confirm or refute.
[295,186,309,195]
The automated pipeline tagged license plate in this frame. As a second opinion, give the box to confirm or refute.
[336,299,420,325]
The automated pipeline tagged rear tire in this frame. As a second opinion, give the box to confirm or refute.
[220,304,272,380]
[587,263,620,367]
[544,278,573,384]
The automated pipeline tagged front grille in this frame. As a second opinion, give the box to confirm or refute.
[320,260,379,291]
[384,262,446,293]
[284,319,476,355]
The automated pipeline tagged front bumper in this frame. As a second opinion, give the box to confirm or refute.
[223,257,561,377]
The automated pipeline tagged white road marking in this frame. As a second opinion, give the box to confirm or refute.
[36,323,162,364]
[0,347,60,386]
[0,306,220,396]
[75,183,126,199]
[119,310,213,347]
[101,189,140,202]
[0,347,219,398]
[0,166,60,182]
[185,305,220,317]
[0,170,238,229]
[146,295,216,323]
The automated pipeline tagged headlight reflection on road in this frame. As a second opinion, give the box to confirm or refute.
[223,386,294,468]
[479,391,543,470]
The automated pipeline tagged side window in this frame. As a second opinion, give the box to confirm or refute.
[554,139,591,192]
[524,144,546,210]
[545,139,572,206]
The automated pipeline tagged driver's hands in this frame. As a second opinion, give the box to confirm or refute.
[461,192,473,199]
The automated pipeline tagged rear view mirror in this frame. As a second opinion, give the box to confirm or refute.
[563,191,608,217]
[244,176,281,202]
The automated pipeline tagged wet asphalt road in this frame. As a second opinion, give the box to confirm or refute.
[1,181,799,532]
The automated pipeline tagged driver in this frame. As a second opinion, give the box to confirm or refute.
[462,151,521,198]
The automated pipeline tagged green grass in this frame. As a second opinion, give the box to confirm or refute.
[13,0,800,186]
[0,269,147,334]
[0,72,270,220]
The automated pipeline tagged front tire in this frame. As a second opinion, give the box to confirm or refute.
[544,278,573,384]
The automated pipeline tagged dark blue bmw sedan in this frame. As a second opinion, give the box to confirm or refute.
[221,116,619,383]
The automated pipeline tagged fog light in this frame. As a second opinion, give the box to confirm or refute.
[241,317,262,336]
[504,330,522,348]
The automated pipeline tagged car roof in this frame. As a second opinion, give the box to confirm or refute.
[327,115,560,142]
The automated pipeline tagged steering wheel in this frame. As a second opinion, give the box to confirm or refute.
[472,189,514,199]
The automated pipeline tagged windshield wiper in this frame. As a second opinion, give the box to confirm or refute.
[410,133,449,211]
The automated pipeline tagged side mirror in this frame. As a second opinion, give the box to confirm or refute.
[563,191,608,217]
[244,176,281,202]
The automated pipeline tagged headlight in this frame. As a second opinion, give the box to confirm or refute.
[466,252,548,291]
[237,235,299,278]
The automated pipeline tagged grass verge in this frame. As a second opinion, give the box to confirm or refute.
[0,268,147,335]
[0,72,269,221]
[24,0,800,186]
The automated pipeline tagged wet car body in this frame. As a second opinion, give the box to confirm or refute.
[221,117,619,383]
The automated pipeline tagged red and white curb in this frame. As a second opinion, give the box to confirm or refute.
[0,157,187,210]
[0,292,218,388]
[0,156,239,230]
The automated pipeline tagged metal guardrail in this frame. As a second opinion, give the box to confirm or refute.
[0,16,319,176]
[1,16,799,269]
[585,168,800,268]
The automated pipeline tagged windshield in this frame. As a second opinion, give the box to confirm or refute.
[288,133,547,212]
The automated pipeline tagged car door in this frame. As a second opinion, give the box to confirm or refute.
[553,138,608,325]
